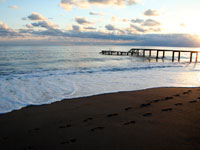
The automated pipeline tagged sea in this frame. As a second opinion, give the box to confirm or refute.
[0,45,200,114]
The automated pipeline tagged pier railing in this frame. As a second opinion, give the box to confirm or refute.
[100,48,200,62]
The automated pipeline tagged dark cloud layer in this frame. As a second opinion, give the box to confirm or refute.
[17,28,200,47]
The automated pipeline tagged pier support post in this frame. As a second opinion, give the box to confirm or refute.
[172,51,175,62]
[178,52,181,62]
[163,51,165,58]
[143,50,145,57]
[137,50,139,56]
[196,52,198,62]
[149,50,151,57]
[156,50,159,61]
[190,52,193,63]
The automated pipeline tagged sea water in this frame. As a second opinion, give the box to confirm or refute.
[0,45,200,113]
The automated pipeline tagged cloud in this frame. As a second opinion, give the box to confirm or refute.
[75,17,93,25]
[27,12,46,21]
[142,19,160,26]
[144,9,159,16]
[130,18,161,33]
[8,5,18,9]
[131,18,144,23]
[24,12,58,30]
[0,21,19,37]
[31,21,58,29]
[25,24,34,28]
[84,26,96,30]
[105,24,117,31]
[89,11,104,16]
[59,0,138,11]
[130,24,146,33]
[0,21,8,30]
[72,25,81,32]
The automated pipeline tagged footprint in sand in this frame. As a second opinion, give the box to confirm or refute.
[143,113,152,117]
[140,103,151,108]
[183,91,189,95]
[175,103,183,106]
[123,120,136,125]
[83,118,93,122]
[124,107,132,111]
[163,97,173,101]
[152,99,160,103]
[61,138,77,144]
[107,113,118,117]
[189,100,197,103]
[174,94,180,97]
[34,128,40,131]
[90,127,105,132]
[161,108,173,112]
[59,124,72,128]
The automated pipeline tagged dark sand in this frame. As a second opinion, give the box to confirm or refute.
[0,87,200,150]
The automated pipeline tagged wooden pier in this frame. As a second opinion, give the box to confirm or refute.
[100,48,200,62]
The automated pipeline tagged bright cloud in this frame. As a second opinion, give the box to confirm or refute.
[27,12,46,21]
[59,0,138,11]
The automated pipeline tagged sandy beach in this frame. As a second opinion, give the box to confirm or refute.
[0,87,200,150]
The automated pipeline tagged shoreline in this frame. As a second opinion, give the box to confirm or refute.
[0,87,200,149]
[1,86,199,115]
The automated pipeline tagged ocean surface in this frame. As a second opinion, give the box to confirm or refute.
[0,45,200,113]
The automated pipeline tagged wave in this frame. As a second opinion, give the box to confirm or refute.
[0,63,183,78]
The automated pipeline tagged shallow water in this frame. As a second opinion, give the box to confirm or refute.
[0,45,200,113]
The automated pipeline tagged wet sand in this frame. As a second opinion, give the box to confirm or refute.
[0,87,200,150]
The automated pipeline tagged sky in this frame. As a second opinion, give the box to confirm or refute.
[0,0,200,46]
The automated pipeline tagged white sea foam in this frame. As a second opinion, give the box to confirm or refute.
[1,62,200,113]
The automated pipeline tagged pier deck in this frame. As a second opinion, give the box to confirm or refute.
[100,48,200,62]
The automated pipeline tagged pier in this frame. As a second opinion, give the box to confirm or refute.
[100,48,200,62]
